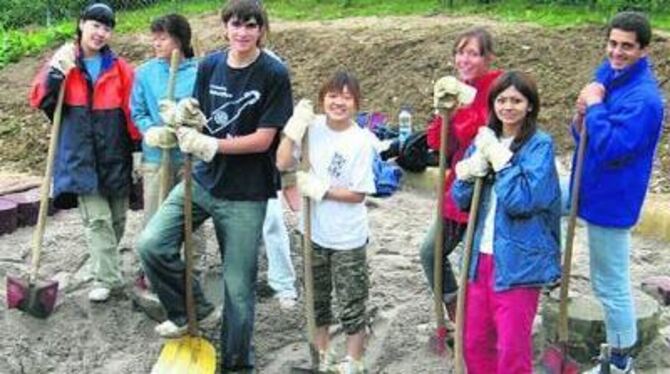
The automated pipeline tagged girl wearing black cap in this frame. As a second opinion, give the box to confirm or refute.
[30,2,138,302]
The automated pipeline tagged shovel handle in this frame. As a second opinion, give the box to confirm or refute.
[158,50,181,204]
[432,106,455,332]
[183,154,197,336]
[558,122,587,343]
[453,177,484,374]
[300,131,320,369]
[30,82,66,283]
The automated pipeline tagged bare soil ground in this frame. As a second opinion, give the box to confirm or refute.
[0,14,669,374]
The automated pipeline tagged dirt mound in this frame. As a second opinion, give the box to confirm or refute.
[1,14,669,188]
[2,14,669,191]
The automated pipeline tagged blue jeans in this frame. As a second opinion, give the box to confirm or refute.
[137,180,266,370]
[587,223,636,349]
[262,197,297,298]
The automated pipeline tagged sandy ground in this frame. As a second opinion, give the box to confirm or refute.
[0,186,668,373]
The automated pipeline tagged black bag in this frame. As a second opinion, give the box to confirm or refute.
[396,130,430,172]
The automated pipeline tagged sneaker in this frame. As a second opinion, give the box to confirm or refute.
[583,357,635,374]
[154,306,222,338]
[318,349,338,373]
[337,356,367,374]
[88,287,111,302]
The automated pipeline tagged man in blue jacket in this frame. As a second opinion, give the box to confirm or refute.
[574,11,664,373]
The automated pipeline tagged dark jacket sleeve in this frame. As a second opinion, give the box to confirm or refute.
[29,64,65,120]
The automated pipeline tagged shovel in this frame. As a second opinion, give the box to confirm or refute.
[151,153,216,374]
[291,130,321,373]
[6,82,65,318]
[539,123,587,374]
[428,103,459,356]
[453,176,484,374]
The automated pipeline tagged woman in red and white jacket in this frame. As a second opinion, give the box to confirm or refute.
[30,3,138,302]
[419,27,503,349]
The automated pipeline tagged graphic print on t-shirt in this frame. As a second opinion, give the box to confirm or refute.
[206,84,261,135]
[327,152,347,180]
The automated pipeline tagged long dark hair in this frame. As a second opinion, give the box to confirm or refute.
[486,71,540,152]
[150,14,195,58]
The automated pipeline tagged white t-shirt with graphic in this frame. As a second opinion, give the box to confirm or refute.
[305,115,376,250]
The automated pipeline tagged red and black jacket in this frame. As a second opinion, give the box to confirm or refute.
[30,45,139,207]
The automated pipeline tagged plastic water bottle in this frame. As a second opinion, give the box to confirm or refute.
[398,105,412,146]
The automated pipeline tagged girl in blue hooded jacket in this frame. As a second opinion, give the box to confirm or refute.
[452,71,561,374]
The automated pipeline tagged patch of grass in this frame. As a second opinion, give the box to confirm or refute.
[2,0,670,69]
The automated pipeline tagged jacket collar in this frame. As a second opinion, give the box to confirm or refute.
[594,56,650,88]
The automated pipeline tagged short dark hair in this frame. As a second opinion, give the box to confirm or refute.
[318,70,362,111]
[221,0,269,46]
[486,71,540,152]
[453,27,495,58]
[608,11,652,48]
[151,14,194,58]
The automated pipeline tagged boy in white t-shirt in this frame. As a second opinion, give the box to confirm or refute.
[276,71,375,374]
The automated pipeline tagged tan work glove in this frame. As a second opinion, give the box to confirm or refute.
[433,76,477,110]
[49,43,77,75]
[283,99,315,143]
[296,171,329,202]
[158,100,177,129]
[145,126,178,149]
[474,127,513,172]
[455,150,491,181]
[176,98,207,130]
[176,126,219,162]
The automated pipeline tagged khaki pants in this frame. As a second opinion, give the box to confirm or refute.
[77,193,128,288]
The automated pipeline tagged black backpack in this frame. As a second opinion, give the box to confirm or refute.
[396,130,431,173]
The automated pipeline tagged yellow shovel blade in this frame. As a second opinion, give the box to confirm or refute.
[151,336,216,374]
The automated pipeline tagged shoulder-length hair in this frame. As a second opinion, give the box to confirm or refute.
[486,71,540,152]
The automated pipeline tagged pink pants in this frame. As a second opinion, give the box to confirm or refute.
[464,254,540,374]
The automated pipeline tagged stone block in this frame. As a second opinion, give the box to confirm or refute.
[641,276,670,306]
[540,289,661,364]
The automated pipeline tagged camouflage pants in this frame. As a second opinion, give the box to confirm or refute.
[312,243,369,335]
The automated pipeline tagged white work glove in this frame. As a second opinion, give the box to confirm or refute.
[176,126,219,162]
[49,43,77,75]
[433,76,477,110]
[158,100,177,129]
[474,127,513,172]
[283,99,315,143]
[296,171,329,202]
[144,126,177,149]
[176,98,207,130]
[455,150,491,181]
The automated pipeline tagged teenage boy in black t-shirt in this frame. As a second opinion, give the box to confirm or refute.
[137,1,293,371]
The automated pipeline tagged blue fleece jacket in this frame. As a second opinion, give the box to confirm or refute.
[572,57,664,228]
[452,130,562,291]
[130,57,198,164]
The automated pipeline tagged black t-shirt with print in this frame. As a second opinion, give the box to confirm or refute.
[192,50,293,200]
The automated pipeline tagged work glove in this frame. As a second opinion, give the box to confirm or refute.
[144,126,178,149]
[455,150,490,181]
[158,100,178,129]
[433,76,477,110]
[296,171,329,202]
[49,42,77,75]
[473,127,513,172]
[283,99,315,143]
[176,126,219,162]
[176,98,207,130]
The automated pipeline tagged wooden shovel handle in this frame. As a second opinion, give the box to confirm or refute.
[158,50,181,204]
[30,82,66,283]
[453,177,484,374]
[558,122,588,343]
